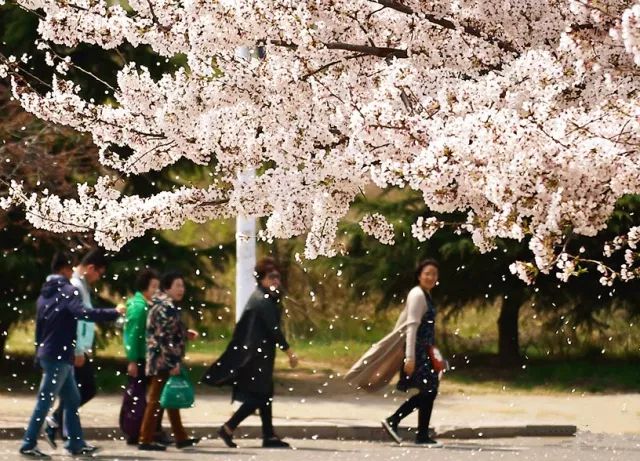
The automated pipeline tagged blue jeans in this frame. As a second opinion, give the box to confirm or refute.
[21,358,85,452]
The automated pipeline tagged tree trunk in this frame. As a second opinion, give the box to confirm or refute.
[497,295,522,367]
[0,322,8,362]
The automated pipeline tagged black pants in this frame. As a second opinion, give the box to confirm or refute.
[389,391,436,438]
[226,395,274,439]
[52,357,96,434]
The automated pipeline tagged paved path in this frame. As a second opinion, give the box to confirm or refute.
[2,434,640,461]
[1,392,638,435]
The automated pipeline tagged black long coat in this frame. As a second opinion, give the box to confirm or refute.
[201,286,290,400]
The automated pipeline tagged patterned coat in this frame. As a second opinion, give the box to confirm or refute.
[145,293,187,376]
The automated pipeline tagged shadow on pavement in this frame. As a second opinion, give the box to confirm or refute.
[390,443,523,452]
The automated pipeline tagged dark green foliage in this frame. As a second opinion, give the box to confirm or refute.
[0,4,232,358]
[336,189,640,365]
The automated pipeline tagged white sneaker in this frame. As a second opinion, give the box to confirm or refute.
[44,416,58,429]
[43,417,58,449]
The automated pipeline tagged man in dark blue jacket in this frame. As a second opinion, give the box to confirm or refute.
[19,252,125,459]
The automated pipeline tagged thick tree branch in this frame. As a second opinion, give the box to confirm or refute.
[324,42,407,58]
[271,40,407,59]
[370,1,518,55]
[372,0,414,15]
[302,53,367,81]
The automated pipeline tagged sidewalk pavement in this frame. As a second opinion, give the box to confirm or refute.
[4,434,640,461]
[1,391,638,441]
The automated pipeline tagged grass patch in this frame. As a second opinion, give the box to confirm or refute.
[4,309,639,396]
[444,355,640,394]
[2,346,639,396]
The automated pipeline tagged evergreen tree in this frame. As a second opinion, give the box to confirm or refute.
[337,190,640,366]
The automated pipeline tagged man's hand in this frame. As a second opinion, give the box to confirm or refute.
[187,329,199,341]
[403,358,416,376]
[127,361,138,378]
[74,354,86,368]
[169,363,181,376]
[287,350,299,369]
[115,304,126,315]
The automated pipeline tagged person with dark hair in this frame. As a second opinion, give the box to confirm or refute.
[254,256,278,281]
[50,251,76,275]
[79,248,108,269]
[202,257,298,449]
[20,252,125,459]
[46,248,109,446]
[120,268,165,444]
[137,271,199,451]
[382,258,441,445]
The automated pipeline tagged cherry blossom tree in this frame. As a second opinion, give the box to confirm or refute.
[1,0,640,284]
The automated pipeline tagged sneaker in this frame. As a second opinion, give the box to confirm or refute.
[381,418,402,444]
[262,437,290,448]
[44,416,59,430]
[176,437,201,449]
[138,443,167,451]
[43,417,57,449]
[19,447,51,459]
[67,445,101,456]
[415,436,439,446]
[218,426,237,448]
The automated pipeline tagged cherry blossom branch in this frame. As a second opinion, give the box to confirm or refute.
[0,178,94,232]
[302,53,367,81]
[370,0,519,54]
[371,1,414,15]
[271,40,407,59]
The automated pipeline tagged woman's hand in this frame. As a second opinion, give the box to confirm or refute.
[74,354,86,368]
[287,350,299,368]
[403,358,416,377]
[187,329,199,340]
[127,361,139,378]
[169,363,181,376]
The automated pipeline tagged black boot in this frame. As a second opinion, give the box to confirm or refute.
[138,443,167,451]
[262,437,290,448]
[154,430,173,446]
[415,434,439,446]
[218,426,237,448]
[176,437,201,449]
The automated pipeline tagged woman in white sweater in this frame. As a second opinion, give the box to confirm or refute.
[382,259,440,445]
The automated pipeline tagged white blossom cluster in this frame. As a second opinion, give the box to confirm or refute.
[508,261,538,286]
[1,1,640,283]
[411,216,443,242]
[360,213,395,245]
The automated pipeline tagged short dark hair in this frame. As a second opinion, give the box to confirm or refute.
[415,258,440,282]
[161,271,184,291]
[51,251,75,273]
[254,257,279,281]
[80,248,108,270]
[135,268,160,292]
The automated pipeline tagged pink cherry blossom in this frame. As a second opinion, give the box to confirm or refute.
[1,1,640,283]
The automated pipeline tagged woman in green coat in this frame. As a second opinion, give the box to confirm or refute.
[120,268,163,444]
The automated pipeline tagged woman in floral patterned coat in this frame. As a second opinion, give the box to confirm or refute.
[137,271,199,452]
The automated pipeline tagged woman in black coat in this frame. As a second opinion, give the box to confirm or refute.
[202,257,298,448]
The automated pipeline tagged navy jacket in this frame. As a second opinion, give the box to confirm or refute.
[35,274,119,363]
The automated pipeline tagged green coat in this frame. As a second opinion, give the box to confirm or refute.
[123,292,149,362]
